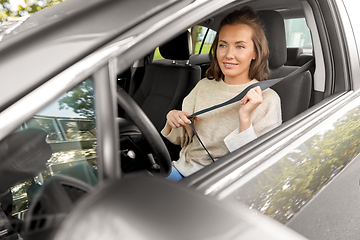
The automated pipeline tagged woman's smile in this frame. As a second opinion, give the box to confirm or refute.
[223,62,238,68]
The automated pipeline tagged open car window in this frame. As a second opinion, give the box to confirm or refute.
[121,3,323,169]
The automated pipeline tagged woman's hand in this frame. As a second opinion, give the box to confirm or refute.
[166,110,198,129]
[239,86,263,132]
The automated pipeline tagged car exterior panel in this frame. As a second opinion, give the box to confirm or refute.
[1,0,360,239]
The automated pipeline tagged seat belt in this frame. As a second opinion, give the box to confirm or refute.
[188,59,314,161]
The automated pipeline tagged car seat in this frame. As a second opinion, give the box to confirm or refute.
[286,47,314,67]
[258,10,312,122]
[129,31,201,159]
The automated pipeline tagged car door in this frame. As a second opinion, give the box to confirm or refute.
[181,0,360,239]
[1,0,357,239]
[0,1,205,238]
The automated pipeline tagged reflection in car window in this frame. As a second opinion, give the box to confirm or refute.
[227,101,360,225]
[10,78,97,219]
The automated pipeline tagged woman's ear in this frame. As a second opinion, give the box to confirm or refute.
[252,52,257,60]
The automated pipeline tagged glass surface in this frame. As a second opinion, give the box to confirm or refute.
[284,18,313,53]
[8,78,98,218]
[195,26,216,54]
[153,26,217,60]
[226,99,360,225]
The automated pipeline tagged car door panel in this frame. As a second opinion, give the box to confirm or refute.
[220,93,360,238]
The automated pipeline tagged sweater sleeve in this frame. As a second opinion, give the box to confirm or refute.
[161,124,193,148]
[161,80,202,147]
[252,89,282,136]
[224,125,257,152]
[223,89,282,152]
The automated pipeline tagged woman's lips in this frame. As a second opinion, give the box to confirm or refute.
[223,62,238,69]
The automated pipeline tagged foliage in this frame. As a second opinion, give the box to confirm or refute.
[58,79,95,119]
[236,106,360,224]
[0,0,65,23]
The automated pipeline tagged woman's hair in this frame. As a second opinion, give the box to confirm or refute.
[205,6,270,81]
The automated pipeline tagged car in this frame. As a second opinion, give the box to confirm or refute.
[0,0,360,239]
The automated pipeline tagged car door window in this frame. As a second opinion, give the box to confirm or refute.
[153,26,216,61]
[194,26,216,54]
[285,18,313,54]
[10,77,97,219]
[153,47,163,61]
[222,97,360,226]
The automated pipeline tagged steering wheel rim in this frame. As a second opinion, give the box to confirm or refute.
[117,88,172,177]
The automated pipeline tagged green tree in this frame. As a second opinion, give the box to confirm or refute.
[58,79,95,119]
[0,0,65,23]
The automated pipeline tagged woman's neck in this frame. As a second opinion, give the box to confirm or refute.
[223,75,252,85]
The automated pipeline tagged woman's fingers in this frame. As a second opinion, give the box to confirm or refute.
[167,110,193,129]
[239,86,263,118]
[241,86,263,105]
[182,112,192,124]
[253,86,262,94]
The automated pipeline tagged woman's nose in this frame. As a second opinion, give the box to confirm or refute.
[225,47,235,59]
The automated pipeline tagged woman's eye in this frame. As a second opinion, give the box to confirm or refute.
[219,44,226,48]
[237,45,244,49]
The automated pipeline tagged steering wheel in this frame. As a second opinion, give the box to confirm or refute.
[117,88,171,177]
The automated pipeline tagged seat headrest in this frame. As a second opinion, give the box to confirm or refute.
[287,47,303,59]
[258,10,287,68]
[159,31,192,60]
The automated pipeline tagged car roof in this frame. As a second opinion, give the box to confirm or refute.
[0,0,180,112]
[0,0,305,113]
[201,0,304,32]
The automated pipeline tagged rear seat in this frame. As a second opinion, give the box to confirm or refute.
[286,47,315,87]
[286,47,314,67]
[258,10,312,122]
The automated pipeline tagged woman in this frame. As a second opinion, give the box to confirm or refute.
[162,6,282,181]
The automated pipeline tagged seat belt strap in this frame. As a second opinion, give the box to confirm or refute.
[188,123,215,162]
[188,59,314,161]
[188,59,314,119]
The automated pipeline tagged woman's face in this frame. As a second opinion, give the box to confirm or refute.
[216,24,256,84]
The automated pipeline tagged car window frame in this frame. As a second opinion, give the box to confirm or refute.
[337,0,360,90]
[0,0,353,189]
[113,0,352,191]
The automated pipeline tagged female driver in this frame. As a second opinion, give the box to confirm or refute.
[162,6,282,181]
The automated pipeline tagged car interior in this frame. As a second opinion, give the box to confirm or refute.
[116,0,320,175]
[0,0,344,239]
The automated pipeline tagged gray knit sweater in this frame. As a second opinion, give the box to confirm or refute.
[161,78,282,177]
